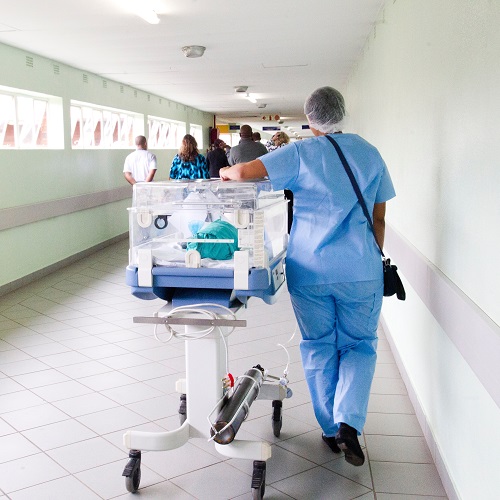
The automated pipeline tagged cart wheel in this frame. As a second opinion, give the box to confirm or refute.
[122,450,141,493]
[251,460,266,500]
[272,400,282,437]
[179,393,187,425]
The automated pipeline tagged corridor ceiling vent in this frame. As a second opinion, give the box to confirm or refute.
[182,45,206,58]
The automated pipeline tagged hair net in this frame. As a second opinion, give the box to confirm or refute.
[304,87,345,133]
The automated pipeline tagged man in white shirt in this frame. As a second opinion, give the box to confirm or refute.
[123,136,157,185]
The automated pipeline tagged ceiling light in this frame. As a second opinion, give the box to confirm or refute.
[234,86,248,93]
[182,45,206,58]
[138,10,160,24]
[257,103,267,109]
[245,93,257,104]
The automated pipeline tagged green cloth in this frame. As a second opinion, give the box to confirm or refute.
[187,220,239,260]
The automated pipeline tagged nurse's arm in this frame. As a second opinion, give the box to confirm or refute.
[372,202,386,249]
[219,159,268,181]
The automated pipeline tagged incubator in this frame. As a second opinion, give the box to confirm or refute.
[126,178,288,305]
[122,179,291,499]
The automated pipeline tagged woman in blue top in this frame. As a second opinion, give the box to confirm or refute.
[220,87,396,467]
[169,134,209,180]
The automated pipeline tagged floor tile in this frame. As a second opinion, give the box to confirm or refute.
[8,475,101,499]
[76,406,149,435]
[113,480,196,499]
[0,417,16,436]
[101,381,164,405]
[323,455,373,489]
[0,453,68,493]
[271,464,370,499]
[365,435,433,464]
[0,358,51,376]
[367,394,415,414]
[22,418,97,450]
[52,392,119,417]
[0,433,41,463]
[364,412,423,437]
[230,443,317,483]
[0,390,45,414]
[78,370,138,391]
[76,460,165,499]
[47,436,126,473]
[2,403,70,431]
[12,368,71,388]
[31,379,93,402]
[141,441,221,479]
[371,461,447,496]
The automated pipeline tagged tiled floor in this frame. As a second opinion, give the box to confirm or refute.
[0,240,448,499]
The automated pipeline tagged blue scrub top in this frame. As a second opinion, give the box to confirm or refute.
[260,133,396,286]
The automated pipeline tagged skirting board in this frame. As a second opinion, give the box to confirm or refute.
[380,316,458,500]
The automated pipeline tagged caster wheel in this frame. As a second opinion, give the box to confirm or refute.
[122,450,141,493]
[272,417,282,437]
[272,400,282,437]
[251,460,266,500]
[178,393,187,425]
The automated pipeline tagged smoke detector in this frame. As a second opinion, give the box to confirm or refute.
[182,45,206,58]
[234,86,248,93]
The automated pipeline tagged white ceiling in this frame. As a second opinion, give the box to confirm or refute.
[0,0,384,139]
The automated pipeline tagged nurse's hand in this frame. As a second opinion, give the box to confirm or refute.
[219,167,231,181]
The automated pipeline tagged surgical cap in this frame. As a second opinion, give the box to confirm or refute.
[304,87,345,133]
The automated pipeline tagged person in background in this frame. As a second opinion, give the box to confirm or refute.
[123,135,157,185]
[268,131,293,232]
[229,124,268,165]
[252,131,262,142]
[220,86,396,467]
[266,131,290,152]
[206,138,230,178]
[169,134,209,180]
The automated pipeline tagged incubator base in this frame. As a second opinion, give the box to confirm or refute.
[121,302,291,499]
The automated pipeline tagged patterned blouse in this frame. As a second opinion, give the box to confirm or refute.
[169,153,209,180]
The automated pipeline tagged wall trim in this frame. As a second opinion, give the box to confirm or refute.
[380,316,459,500]
[0,186,132,231]
[0,233,128,297]
[385,224,500,408]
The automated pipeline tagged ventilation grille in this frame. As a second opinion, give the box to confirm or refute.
[53,64,60,75]
[120,85,124,94]
[102,80,107,89]
[26,56,34,68]
[159,98,162,104]
[83,74,88,83]
[147,94,151,102]
[134,90,137,98]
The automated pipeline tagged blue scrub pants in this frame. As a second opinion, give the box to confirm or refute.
[288,279,383,437]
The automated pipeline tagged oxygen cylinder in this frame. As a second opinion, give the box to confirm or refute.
[210,366,264,444]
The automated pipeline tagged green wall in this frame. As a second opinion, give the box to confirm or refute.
[0,42,214,290]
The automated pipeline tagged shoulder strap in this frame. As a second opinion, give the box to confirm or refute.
[325,135,384,257]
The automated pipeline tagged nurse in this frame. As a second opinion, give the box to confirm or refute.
[220,86,396,466]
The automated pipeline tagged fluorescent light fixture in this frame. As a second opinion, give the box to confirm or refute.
[137,9,160,24]
[245,93,257,104]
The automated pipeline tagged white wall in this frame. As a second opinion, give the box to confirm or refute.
[344,1,500,498]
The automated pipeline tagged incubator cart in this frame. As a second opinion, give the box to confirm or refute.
[122,179,290,499]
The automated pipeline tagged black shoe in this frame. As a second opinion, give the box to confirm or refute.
[335,423,365,466]
[322,433,341,453]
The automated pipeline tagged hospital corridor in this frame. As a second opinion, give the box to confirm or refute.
[1,1,499,499]
[0,239,446,499]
